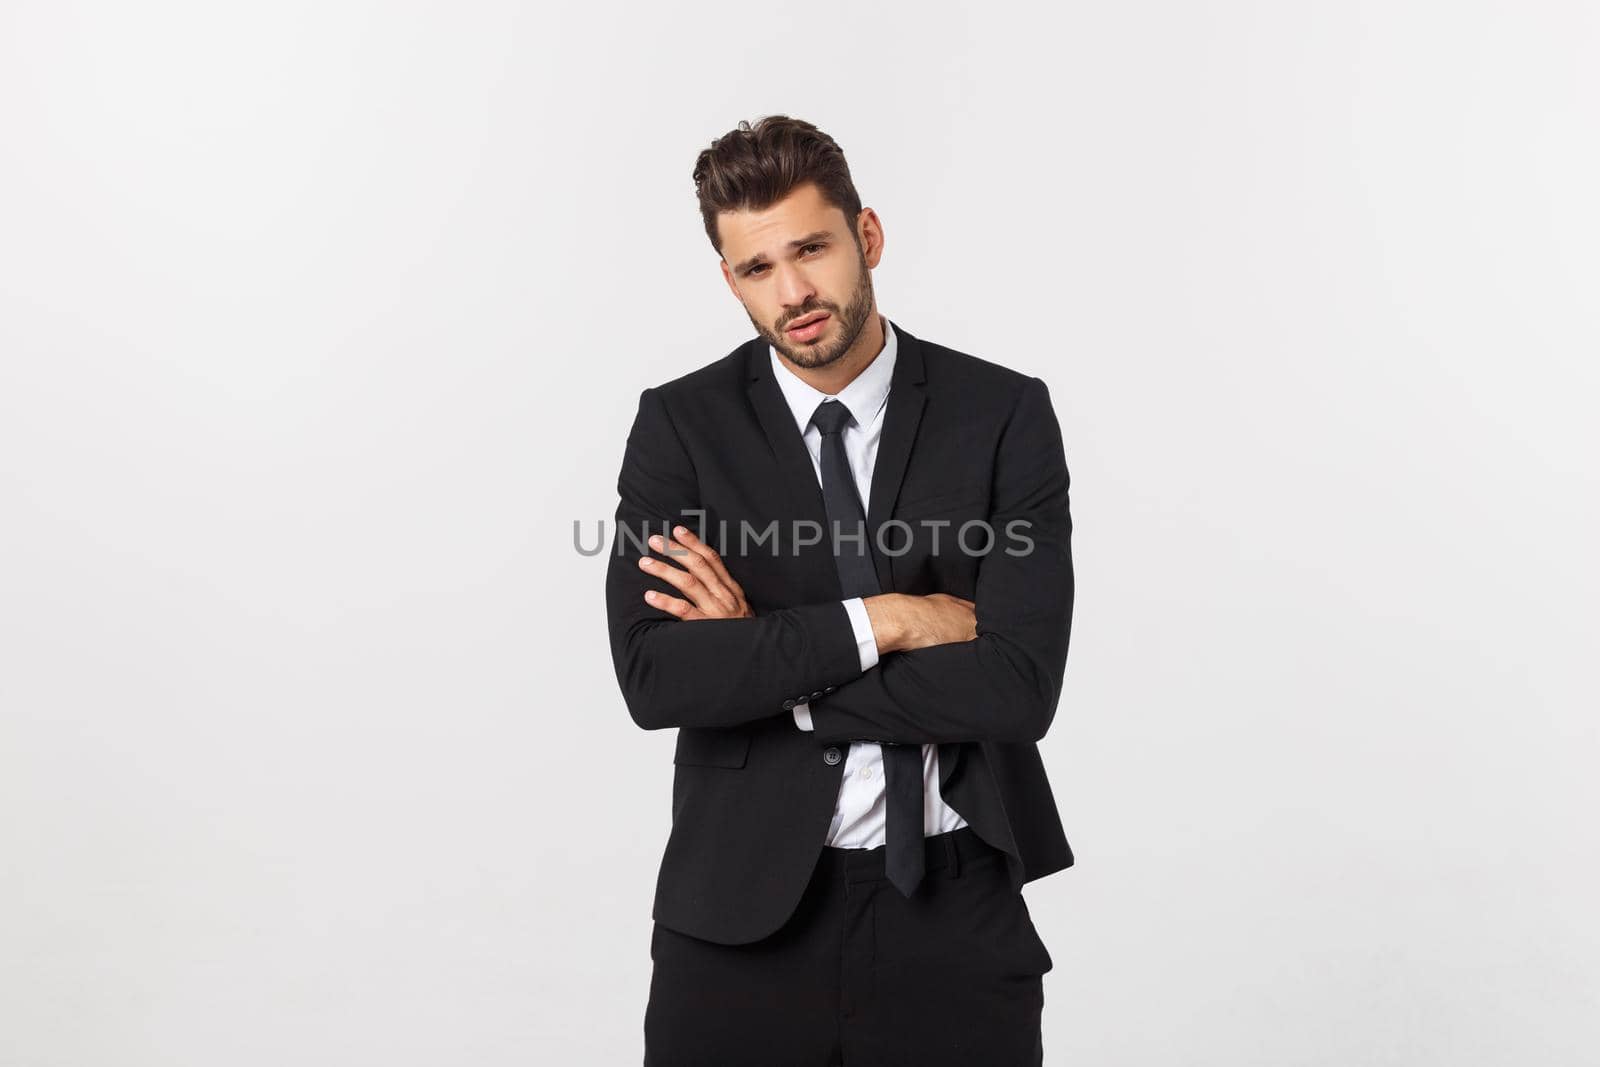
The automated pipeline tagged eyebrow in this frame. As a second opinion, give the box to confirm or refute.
[731,230,835,276]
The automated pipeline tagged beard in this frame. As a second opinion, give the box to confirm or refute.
[751,251,876,370]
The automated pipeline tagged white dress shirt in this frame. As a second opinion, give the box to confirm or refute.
[768,314,969,848]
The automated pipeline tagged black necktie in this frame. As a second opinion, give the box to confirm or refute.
[809,398,926,898]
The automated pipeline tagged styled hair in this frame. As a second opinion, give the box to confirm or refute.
[692,115,864,257]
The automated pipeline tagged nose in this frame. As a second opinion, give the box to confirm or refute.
[772,263,817,316]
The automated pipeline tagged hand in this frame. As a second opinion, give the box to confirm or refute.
[862,592,977,654]
[638,524,755,620]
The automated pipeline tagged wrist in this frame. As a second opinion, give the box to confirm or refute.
[863,593,907,655]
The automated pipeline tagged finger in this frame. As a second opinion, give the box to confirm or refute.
[643,590,696,618]
[639,549,714,609]
[649,531,736,612]
[669,524,745,599]
[643,536,736,615]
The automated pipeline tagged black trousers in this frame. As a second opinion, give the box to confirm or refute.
[643,826,1053,1066]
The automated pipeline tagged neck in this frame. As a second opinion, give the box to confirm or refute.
[782,312,886,396]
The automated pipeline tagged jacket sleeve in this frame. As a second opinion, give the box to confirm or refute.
[604,386,866,731]
[805,375,1074,746]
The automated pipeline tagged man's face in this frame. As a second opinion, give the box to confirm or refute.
[718,181,882,370]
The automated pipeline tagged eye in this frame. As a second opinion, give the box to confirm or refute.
[746,244,823,278]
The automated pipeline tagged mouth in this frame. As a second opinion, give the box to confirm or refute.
[786,313,830,339]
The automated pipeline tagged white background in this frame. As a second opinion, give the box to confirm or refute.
[2,1,1596,1063]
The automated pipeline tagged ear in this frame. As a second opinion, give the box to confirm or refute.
[719,259,742,302]
[857,208,885,269]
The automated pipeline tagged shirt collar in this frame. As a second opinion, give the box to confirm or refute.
[768,315,897,436]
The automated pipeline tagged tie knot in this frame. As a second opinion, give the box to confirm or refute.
[809,398,854,437]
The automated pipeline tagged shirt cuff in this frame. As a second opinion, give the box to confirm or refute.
[842,596,880,672]
[795,599,877,732]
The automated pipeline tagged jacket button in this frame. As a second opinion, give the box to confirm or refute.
[823,747,842,765]
[782,699,797,710]
[810,690,823,699]
[824,686,836,693]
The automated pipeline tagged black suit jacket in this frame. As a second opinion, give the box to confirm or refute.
[605,319,1075,945]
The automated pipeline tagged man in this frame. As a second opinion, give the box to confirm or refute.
[605,115,1076,1066]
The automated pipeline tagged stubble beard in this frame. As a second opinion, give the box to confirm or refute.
[754,255,876,371]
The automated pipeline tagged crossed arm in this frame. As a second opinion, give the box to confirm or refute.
[603,376,1073,745]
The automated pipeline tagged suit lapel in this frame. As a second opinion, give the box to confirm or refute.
[869,327,963,785]
[745,340,841,600]
[865,320,927,592]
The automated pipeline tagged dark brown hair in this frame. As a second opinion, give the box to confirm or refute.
[692,115,864,258]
